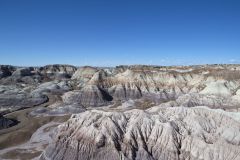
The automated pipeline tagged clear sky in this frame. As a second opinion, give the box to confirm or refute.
[0,0,240,66]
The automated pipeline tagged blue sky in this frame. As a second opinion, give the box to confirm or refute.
[0,0,240,66]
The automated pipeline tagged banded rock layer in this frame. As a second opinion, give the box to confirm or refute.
[63,65,240,108]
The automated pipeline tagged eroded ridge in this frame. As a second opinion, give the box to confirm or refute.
[41,106,240,160]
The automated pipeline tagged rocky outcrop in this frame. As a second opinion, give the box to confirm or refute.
[40,106,240,160]
[0,65,15,78]
[0,67,42,85]
[175,93,240,109]
[12,67,34,77]
[108,84,142,101]
[0,85,48,114]
[71,66,99,82]
[31,80,72,96]
[34,64,239,109]
[0,115,18,130]
[1,64,240,160]
[200,80,233,96]
[62,85,113,107]
[1,64,240,110]
[39,64,77,79]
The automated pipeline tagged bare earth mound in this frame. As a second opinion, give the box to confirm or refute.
[40,106,240,160]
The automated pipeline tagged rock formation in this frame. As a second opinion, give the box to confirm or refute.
[39,64,77,79]
[0,65,15,78]
[0,85,48,114]
[71,66,99,82]
[0,115,18,129]
[62,84,113,107]
[12,67,34,77]
[40,106,240,160]
[1,64,240,160]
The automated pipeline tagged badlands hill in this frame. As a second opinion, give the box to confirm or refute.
[1,64,240,160]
